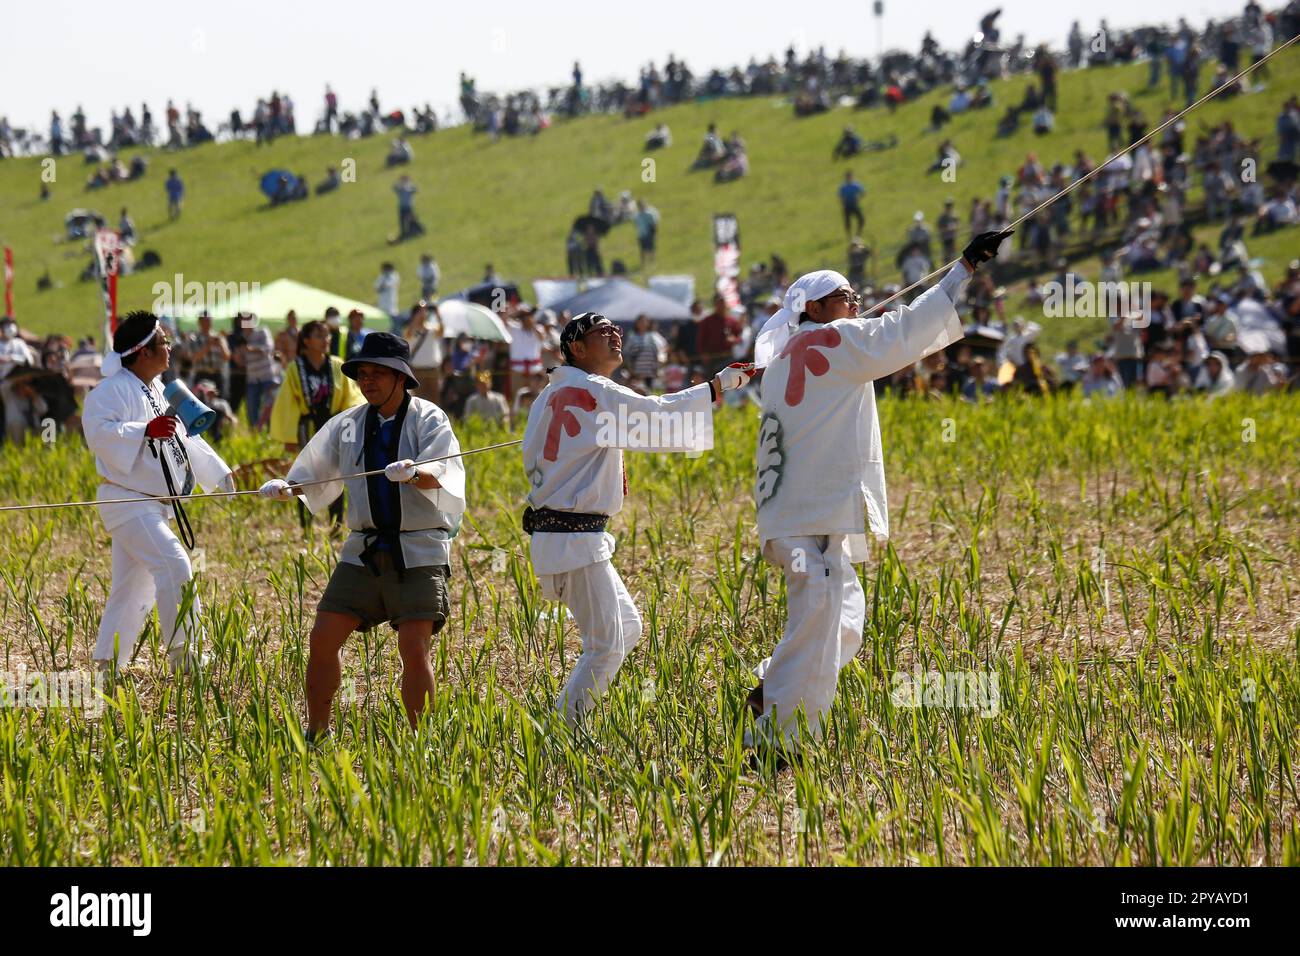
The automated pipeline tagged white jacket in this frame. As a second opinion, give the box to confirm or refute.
[522,365,713,575]
[82,369,232,531]
[287,396,466,568]
[755,264,970,559]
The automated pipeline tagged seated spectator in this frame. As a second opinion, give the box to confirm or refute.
[645,123,671,150]
[833,126,864,159]
[316,166,341,195]
[191,379,237,442]
[463,370,510,427]
[1055,340,1088,388]
[960,356,999,402]
[385,136,413,167]
[1081,354,1123,398]
[1194,351,1237,396]
[1236,351,1289,394]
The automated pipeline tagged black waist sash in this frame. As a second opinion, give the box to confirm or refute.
[522,507,609,534]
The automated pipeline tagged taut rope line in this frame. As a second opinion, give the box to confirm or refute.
[0,439,523,514]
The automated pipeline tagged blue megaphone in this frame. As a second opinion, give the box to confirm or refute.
[164,379,217,436]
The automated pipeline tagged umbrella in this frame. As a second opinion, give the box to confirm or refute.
[1265,159,1300,181]
[547,277,693,321]
[435,299,513,343]
[572,214,611,237]
[454,280,520,309]
[1230,299,1286,355]
[259,170,298,200]
[64,209,105,240]
[174,278,388,328]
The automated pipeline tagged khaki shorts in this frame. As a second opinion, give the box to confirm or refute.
[318,553,450,631]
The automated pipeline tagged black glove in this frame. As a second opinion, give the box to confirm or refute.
[962,229,1013,267]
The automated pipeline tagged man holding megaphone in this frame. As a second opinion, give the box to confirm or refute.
[82,310,235,674]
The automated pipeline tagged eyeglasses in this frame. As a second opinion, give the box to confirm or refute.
[822,289,861,306]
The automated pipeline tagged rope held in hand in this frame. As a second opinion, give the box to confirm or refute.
[0,438,522,514]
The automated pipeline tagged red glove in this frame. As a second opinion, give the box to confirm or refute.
[145,415,177,439]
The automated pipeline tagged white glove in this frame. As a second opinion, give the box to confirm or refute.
[385,459,419,483]
[258,478,294,501]
[715,362,757,393]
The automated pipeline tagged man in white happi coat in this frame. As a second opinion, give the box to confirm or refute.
[81,311,235,671]
[522,312,753,727]
[257,332,466,739]
[747,230,1010,755]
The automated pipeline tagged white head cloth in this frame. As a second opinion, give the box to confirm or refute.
[753,269,851,367]
[101,319,159,377]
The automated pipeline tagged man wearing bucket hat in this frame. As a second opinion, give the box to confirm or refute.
[746,229,1010,764]
[258,332,466,739]
[521,311,754,729]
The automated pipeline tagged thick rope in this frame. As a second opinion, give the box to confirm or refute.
[859,33,1299,317]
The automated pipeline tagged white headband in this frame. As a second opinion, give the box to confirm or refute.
[753,270,851,367]
[102,321,159,377]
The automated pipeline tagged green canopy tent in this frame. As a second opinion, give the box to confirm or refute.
[173,278,390,331]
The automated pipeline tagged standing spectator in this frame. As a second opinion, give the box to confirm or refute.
[165,169,184,220]
[1183,41,1202,107]
[188,313,231,396]
[324,85,338,133]
[847,238,870,289]
[506,308,545,398]
[226,315,250,413]
[463,370,510,427]
[119,207,136,245]
[634,200,660,271]
[622,315,668,391]
[1108,312,1145,387]
[838,170,866,237]
[375,262,401,326]
[696,294,742,374]
[49,111,65,156]
[393,174,418,238]
[1054,339,1089,388]
[404,300,444,403]
[937,199,960,262]
[343,309,369,361]
[275,311,300,364]
[418,253,441,299]
[241,315,281,428]
[0,317,36,381]
[1035,46,1057,111]
[269,319,363,529]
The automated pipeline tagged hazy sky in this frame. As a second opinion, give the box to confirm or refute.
[1,0,1251,132]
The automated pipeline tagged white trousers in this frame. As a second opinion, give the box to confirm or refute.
[94,510,199,666]
[754,534,866,748]
[540,559,643,727]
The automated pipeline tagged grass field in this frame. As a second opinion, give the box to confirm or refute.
[0,391,1297,865]
[2,51,1299,357]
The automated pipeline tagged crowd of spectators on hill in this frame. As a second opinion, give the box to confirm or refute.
[5,2,1297,160]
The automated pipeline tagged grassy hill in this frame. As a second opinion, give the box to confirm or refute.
[2,51,1298,355]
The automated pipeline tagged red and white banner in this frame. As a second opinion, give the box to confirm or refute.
[2,246,13,318]
[93,228,122,343]
[712,213,741,311]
